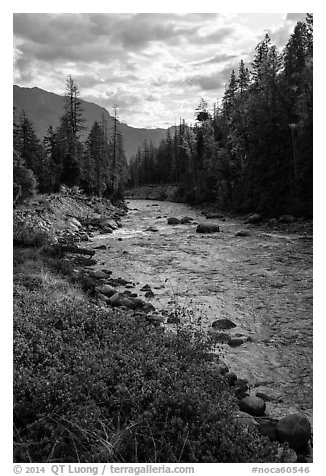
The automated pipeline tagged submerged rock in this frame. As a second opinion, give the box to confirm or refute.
[180,216,193,224]
[167,217,181,225]
[196,223,220,233]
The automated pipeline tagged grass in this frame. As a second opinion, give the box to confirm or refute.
[13,247,290,463]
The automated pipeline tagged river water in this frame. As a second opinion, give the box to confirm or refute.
[89,199,313,419]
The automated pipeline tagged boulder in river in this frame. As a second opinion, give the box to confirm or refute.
[276,413,311,450]
[167,217,181,225]
[94,244,107,250]
[212,318,237,330]
[239,396,266,417]
[145,226,159,232]
[145,290,155,298]
[196,223,220,233]
[100,227,113,234]
[246,213,262,224]
[235,230,251,237]
[228,338,244,347]
[140,284,152,291]
[180,216,193,224]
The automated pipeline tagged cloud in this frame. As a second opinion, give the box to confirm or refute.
[186,73,223,91]
[13,13,300,129]
[286,13,307,22]
[191,53,237,66]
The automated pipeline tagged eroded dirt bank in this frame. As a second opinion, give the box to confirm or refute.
[86,199,313,420]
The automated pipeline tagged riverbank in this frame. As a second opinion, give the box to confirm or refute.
[13,193,312,463]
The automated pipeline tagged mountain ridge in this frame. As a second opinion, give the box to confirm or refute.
[13,85,169,160]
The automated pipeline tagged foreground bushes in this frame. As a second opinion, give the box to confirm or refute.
[14,251,285,463]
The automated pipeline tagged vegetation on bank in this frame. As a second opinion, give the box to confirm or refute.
[128,15,313,217]
[13,243,291,463]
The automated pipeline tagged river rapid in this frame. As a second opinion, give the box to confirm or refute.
[88,199,313,420]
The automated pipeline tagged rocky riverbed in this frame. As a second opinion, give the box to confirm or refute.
[84,199,313,426]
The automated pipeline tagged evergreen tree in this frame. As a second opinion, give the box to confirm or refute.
[59,76,85,187]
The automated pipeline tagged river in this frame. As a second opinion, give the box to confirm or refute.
[88,199,313,420]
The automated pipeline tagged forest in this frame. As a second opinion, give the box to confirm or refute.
[13,76,128,205]
[14,15,313,217]
[129,14,313,216]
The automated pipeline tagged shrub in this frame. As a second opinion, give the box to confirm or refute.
[13,254,285,463]
[13,151,38,206]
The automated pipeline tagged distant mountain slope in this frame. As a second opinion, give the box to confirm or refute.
[13,85,168,160]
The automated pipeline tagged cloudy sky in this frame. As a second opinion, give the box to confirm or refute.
[13,12,307,129]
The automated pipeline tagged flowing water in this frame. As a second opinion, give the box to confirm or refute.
[88,199,313,418]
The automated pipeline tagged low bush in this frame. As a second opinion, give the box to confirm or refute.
[14,254,287,463]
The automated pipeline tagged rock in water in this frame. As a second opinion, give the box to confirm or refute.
[246,213,261,224]
[180,216,193,224]
[94,244,107,250]
[239,396,266,417]
[276,413,311,450]
[228,338,244,347]
[212,318,237,330]
[196,223,220,233]
[235,230,251,237]
[167,217,180,225]
[140,284,152,291]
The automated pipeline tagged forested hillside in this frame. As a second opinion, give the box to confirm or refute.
[13,77,127,202]
[129,15,313,217]
[13,85,168,160]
